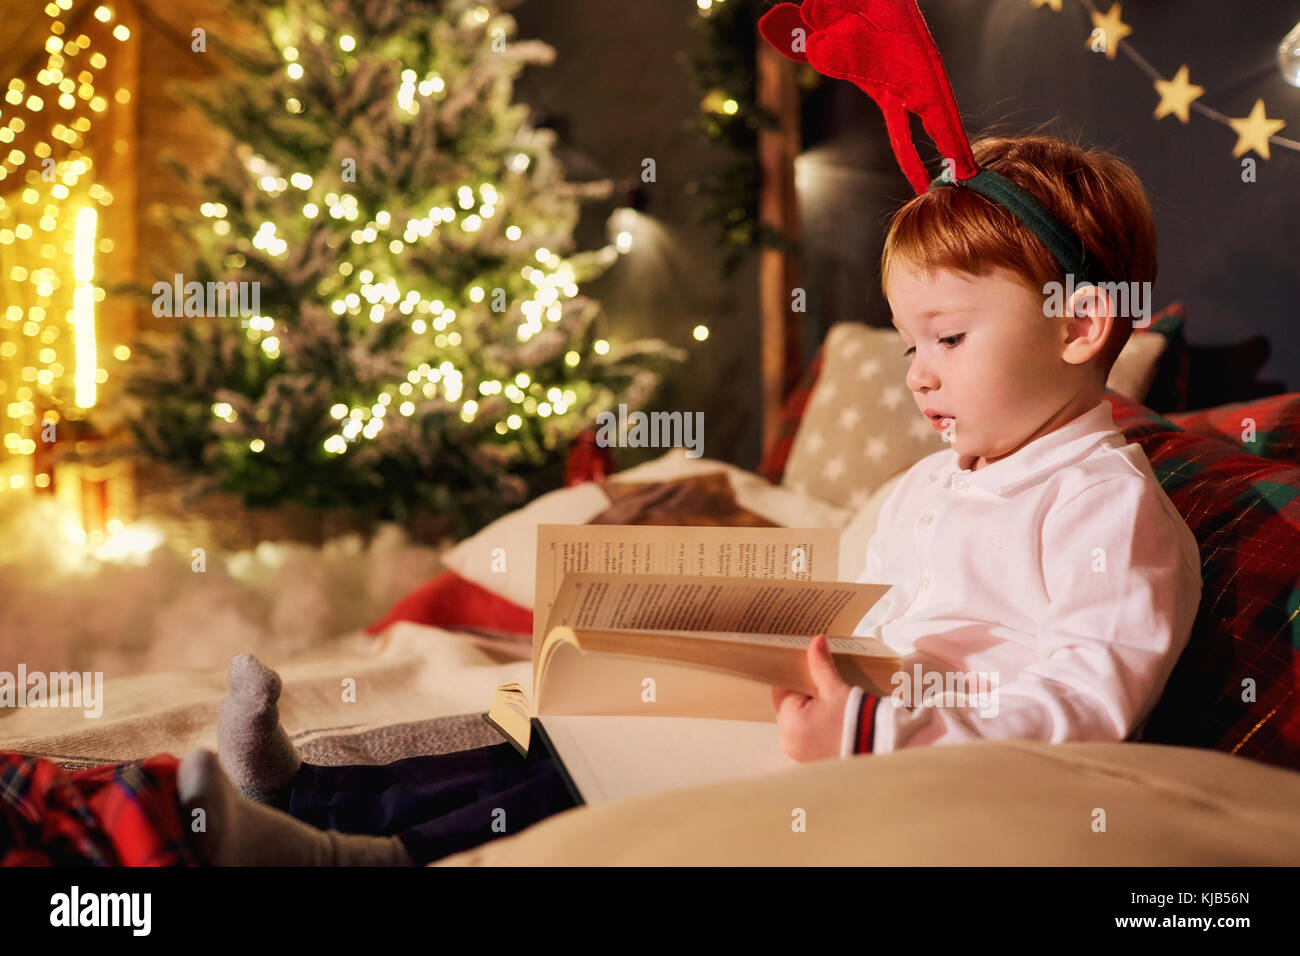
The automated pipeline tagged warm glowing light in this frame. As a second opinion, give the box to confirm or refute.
[73,206,97,407]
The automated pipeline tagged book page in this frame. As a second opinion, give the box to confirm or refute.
[539,715,797,805]
[533,524,840,674]
[547,574,886,638]
[571,628,893,656]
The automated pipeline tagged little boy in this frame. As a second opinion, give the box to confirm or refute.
[177,133,1203,866]
[774,134,1203,762]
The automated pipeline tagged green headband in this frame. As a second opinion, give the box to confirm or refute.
[928,168,1103,286]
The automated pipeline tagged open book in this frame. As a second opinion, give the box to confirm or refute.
[482,525,897,801]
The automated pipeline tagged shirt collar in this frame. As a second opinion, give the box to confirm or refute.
[937,400,1124,497]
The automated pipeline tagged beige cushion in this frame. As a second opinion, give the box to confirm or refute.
[433,740,1300,865]
[1105,328,1168,403]
[782,323,949,509]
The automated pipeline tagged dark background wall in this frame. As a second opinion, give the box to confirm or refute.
[513,0,1300,468]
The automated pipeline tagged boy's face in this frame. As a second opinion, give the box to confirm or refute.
[886,260,1101,471]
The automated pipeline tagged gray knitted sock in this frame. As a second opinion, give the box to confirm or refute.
[217,653,302,803]
[178,748,414,867]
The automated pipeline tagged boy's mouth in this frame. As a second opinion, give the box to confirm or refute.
[925,411,954,430]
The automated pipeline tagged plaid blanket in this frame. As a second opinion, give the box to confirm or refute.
[0,752,196,866]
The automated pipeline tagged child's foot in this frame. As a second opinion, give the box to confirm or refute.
[217,653,301,804]
[178,748,413,866]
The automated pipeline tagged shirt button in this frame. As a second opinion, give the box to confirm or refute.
[919,574,930,590]
[919,512,934,526]
[953,478,969,493]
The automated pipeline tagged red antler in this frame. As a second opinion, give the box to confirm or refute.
[759,0,979,194]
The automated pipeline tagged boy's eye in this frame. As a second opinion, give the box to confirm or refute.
[902,333,965,359]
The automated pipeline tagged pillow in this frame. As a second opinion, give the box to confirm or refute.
[1105,324,1167,403]
[1167,392,1300,465]
[363,569,533,638]
[780,323,949,509]
[1135,303,1191,412]
[1104,388,1300,771]
[421,449,852,616]
[1104,303,1188,406]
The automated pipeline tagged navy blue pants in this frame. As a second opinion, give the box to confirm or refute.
[282,742,578,865]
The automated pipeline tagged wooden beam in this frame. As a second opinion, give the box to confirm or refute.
[756,39,802,460]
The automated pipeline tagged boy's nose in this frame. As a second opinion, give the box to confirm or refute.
[905,355,938,393]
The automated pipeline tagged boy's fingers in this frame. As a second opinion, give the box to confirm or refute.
[772,685,807,712]
[806,633,845,696]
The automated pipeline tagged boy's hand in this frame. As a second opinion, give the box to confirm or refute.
[771,634,853,762]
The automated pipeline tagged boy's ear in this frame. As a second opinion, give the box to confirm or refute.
[1062,284,1115,365]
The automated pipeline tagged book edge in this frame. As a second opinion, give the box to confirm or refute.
[531,717,587,807]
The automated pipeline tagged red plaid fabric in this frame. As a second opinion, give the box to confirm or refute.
[1167,392,1300,466]
[1104,389,1300,770]
[0,752,197,867]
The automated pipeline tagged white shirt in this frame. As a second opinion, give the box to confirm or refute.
[839,399,1202,757]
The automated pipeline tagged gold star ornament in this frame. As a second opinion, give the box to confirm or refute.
[1153,65,1204,124]
[1089,3,1132,61]
[1031,0,1063,11]
[1228,99,1286,160]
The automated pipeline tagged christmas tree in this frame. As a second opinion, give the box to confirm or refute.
[117,0,683,538]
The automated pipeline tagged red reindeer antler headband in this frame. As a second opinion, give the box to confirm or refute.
[759,0,1102,285]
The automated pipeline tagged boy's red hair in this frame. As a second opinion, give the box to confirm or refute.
[881,134,1159,374]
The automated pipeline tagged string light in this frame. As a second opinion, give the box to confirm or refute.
[1,4,127,485]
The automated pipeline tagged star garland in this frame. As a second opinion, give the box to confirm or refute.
[1035,0,1298,160]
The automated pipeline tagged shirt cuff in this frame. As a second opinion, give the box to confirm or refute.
[840,686,864,757]
[840,686,880,757]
